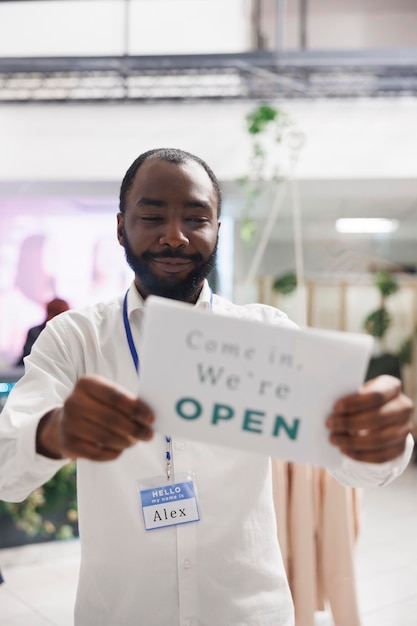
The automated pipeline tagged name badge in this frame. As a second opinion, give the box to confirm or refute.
[138,474,200,531]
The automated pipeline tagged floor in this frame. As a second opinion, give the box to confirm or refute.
[0,461,416,626]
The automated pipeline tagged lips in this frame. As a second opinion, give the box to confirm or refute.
[151,258,193,274]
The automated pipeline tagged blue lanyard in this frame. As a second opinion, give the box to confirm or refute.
[123,286,213,479]
[123,286,212,479]
[123,290,139,373]
[122,287,214,374]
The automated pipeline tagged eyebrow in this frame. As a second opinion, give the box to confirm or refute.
[136,196,213,211]
[136,197,165,208]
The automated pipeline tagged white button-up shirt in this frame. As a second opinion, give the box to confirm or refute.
[0,281,413,626]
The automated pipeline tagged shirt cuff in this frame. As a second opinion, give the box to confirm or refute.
[12,414,69,501]
[330,433,415,488]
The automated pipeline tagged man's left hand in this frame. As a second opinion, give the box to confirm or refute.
[326,375,414,463]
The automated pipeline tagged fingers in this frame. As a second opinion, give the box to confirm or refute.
[328,421,411,463]
[332,375,402,415]
[327,375,414,464]
[327,393,413,433]
[57,375,155,461]
[76,375,153,423]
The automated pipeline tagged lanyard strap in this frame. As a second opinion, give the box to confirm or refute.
[123,290,139,373]
[123,286,213,479]
[123,286,213,373]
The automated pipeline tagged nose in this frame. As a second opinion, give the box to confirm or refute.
[159,219,189,248]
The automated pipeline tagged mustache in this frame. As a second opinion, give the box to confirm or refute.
[142,250,203,262]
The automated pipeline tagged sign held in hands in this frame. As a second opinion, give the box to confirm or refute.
[138,297,373,469]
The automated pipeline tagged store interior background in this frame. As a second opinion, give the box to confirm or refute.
[0,11,417,410]
[0,3,416,442]
[1,0,417,386]
[0,2,417,626]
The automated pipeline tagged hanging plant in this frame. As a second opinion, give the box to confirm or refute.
[238,103,292,245]
[363,307,392,339]
[362,270,398,340]
[273,271,297,295]
[362,270,417,382]
[397,336,413,366]
[374,270,399,298]
[246,104,292,141]
[397,325,417,366]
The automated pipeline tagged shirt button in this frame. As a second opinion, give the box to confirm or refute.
[176,441,185,450]
[183,559,192,569]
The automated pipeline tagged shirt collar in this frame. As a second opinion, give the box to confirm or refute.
[126,279,212,317]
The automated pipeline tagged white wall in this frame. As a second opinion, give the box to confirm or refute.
[262,0,417,50]
[0,0,251,56]
[2,0,417,55]
[1,98,417,185]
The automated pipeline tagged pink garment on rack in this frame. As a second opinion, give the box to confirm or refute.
[272,461,362,626]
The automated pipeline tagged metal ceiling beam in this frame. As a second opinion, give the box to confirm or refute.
[0,49,416,103]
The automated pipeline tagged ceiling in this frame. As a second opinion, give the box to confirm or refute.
[1,49,417,103]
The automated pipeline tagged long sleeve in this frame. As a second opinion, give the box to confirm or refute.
[0,402,68,502]
[329,433,414,488]
[0,319,76,502]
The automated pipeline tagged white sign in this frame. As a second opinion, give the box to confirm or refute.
[138,297,374,469]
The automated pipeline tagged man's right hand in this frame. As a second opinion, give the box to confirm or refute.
[36,374,155,461]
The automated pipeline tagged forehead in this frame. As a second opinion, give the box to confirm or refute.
[128,158,217,208]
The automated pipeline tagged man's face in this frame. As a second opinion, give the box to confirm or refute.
[117,157,220,303]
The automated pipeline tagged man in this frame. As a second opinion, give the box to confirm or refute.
[15,297,70,366]
[0,148,414,626]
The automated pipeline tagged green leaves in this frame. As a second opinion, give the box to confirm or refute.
[239,103,293,245]
[374,270,399,297]
[364,307,392,339]
[273,271,297,295]
[0,463,78,544]
[245,104,291,140]
[363,271,398,339]
[246,104,278,134]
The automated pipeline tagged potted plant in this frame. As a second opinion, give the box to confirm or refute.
[0,463,78,548]
[364,270,405,381]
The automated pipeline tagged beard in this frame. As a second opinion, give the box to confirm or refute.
[122,226,218,302]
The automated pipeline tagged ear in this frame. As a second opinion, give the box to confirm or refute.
[117,212,125,246]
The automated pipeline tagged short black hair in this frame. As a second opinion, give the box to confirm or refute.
[119,148,222,216]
